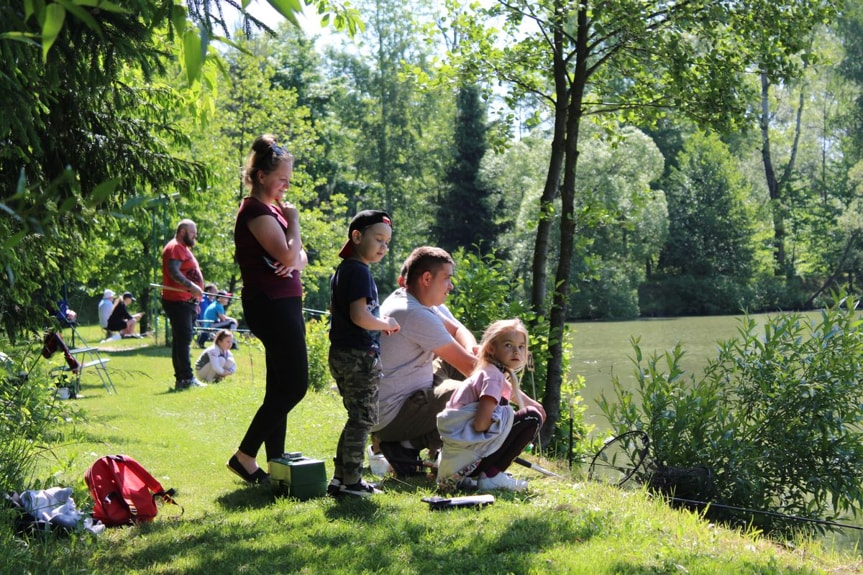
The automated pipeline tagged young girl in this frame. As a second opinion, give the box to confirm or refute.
[436,319,546,492]
[195,329,237,383]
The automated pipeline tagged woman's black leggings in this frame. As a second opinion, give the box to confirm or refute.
[238,296,309,460]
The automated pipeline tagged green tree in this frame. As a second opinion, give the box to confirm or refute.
[568,127,667,320]
[323,0,454,286]
[448,0,836,445]
[837,0,863,163]
[0,2,207,340]
[652,131,758,314]
[481,136,553,279]
[0,0,364,341]
[431,84,500,254]
[662,132,757,278]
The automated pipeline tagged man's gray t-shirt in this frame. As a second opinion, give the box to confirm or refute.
[374,289,453,431]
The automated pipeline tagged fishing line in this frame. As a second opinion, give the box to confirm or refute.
[664,497,863,532]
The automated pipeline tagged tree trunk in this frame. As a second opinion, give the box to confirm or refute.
[539,2,589,448]
[529,20,569,314]
[761,70,806,278]
[760,72,785,275]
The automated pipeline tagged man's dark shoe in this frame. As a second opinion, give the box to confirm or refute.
[378,441,424,477]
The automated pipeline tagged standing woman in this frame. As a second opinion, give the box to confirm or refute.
[228,134,309,485]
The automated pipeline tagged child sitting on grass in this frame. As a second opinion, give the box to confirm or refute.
[436,318,546,492]
[194,329,237,384]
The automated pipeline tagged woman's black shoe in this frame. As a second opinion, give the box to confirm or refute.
[227,455,270,485]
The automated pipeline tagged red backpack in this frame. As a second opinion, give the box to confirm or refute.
[85,455,182,526]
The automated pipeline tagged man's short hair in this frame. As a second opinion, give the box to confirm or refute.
[176,218,196,235]
[402,247,454,287]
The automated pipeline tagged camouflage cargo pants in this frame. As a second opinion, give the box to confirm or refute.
[329,346,381,485]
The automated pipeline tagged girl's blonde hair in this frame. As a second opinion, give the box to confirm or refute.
[476,318,529,398]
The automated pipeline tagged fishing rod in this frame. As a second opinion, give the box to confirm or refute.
[149,283,330,316]
[588,431,863,532]
[385,455,563,479]
[149,283,241,301]
[665,496,863,532]
[514,456,563,478]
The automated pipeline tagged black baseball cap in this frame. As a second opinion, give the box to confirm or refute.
[338,210,392,258]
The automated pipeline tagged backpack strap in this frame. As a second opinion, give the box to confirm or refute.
[114,455,184,518]
[155,487,184,518]
[106,456,140,519]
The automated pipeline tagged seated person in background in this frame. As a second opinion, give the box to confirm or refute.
[55,300,77,326]
[198,291,238,348]
[372,247,477,477]
[198,283,218,324]
[106,292,144,339]
[195,329,237,383]
[98,289,115,330]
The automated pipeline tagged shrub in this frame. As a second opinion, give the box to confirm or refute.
[599,292,863,536]
[305,316,332,392]
[638,275,754,316]
[0,345,80,493]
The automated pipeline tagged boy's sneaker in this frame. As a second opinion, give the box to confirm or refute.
[340,479,382,498]
[327,478,343,498]
[378,441,423,477]
[477,472,528,492]
[188,378,207,388]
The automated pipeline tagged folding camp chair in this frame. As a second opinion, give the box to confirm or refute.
[42,330,116,395]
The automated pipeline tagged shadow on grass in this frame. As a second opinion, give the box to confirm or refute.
[74,487,608,575]
[73,369,175,397]
[215,486,279,511]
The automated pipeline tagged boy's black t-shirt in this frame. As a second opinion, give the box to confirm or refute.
[328,258,381,352]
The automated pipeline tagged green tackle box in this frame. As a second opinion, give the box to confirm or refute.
[268,454,327,500]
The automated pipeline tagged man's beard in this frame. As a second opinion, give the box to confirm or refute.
[182,233,195,248]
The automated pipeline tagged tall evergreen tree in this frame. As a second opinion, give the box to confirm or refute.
[432,84,498,254]
[655,131,758,314]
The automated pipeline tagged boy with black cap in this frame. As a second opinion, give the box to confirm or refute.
[327,210,400,497]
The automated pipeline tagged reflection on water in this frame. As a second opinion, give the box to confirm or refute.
[570,313,746,433]
[568,311,863,553]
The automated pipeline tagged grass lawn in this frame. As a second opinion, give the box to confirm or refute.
[6,324,862,574]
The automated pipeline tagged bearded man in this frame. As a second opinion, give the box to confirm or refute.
[161,219,206,390]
